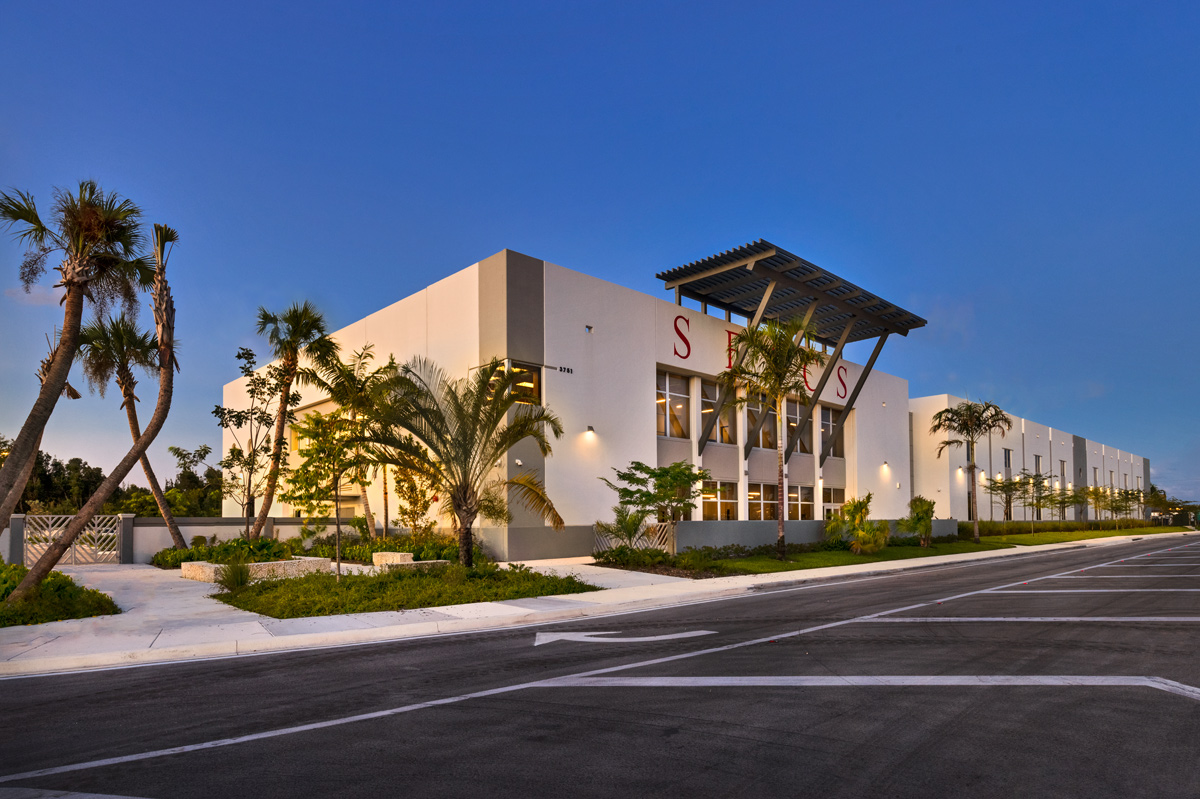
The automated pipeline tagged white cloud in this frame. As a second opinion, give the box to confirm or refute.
[4,285,64,306]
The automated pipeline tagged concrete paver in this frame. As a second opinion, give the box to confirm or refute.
[0,531,1191,677]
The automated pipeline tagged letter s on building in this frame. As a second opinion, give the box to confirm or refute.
[837,365,848,398]
[673,315,691,359]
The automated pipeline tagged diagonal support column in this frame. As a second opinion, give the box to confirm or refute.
[783,318,856,461]
[819,333,889,467]
[697,276,776,455]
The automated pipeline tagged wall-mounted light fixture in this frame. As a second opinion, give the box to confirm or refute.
[586,425,595,433]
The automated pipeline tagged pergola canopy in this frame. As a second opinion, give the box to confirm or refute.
[657,239,926,347]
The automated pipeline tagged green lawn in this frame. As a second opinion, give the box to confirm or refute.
[714,541,1014,575]
[981,526,1191,547]
[217,562,599,619]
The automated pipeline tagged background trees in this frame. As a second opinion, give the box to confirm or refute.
[930,400,1014,543]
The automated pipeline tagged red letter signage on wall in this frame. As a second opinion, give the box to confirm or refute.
[673,315,691,359]
[726,329,737,368]
[837,365,848,399]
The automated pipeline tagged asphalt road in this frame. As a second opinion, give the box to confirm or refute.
[3,535,1200,799]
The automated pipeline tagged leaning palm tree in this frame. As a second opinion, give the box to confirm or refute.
[930,399,1014,543]
[0,181,147,533]
[7,224,178,605]
[363,357,565,567]
[298,344,397,537]
[77,313,188,549]
[719,317,826,559]
[248,301,339,539]
[0,335,83,530]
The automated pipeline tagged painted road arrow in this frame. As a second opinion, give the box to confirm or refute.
[534,630,717,646]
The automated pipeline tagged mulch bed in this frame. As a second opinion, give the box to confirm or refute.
[594,563,723,580]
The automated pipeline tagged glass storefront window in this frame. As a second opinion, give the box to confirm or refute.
[700,381,736,444]
[788,485,814,520]
[656,372,690,439]
[702,480,738,521]
[823,486,846,519]
[747,483,778,521]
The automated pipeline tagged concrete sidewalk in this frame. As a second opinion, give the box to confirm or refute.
[1,531,1191,678]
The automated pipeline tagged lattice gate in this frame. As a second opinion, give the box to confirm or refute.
[594,522,675,556]
[23,514,122,565]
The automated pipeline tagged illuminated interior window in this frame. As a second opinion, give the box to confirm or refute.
[701,480,737,521]
[747,482,778,521]
[820,407,844,458]
[510,362,541,404]
[700,380,736,444]
[656,371,690,439]
[788,484,815,520]
[748,396,777,449]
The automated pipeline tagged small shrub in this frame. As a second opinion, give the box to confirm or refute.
[595,505,653,548]
[850,520,890,555]
[215,559,252,592]
[592,545,670,568]
[898,496,936,547]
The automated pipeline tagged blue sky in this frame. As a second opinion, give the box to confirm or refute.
[2,0,1197,497]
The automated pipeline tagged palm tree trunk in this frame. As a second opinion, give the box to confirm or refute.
[7,277,176,605]
[249,370,295,539]
[359,476,374,538]
[334,475,342,582]
[122,394,187,550]
[0,432,43,535]
[969,461,980,544]
[775,396,786,560]
[456,510,476,567]
[382,465,389,539]
[0,287,85,520]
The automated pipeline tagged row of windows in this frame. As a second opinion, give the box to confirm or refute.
[702,481,845,521]
[659,372,843,457]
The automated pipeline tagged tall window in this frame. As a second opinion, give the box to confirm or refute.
[747,397,777,449]
[1060,460,1067,482]
[1033,454,1042,474]
[656,372,690,439]
[702,480,738,521]
[821,407,844,458]
[1003,448,1012,469]
[786,399,810,454]
[747,483,778,520]
[1109,470,1114,488]
[510,362,541,404]
[1093,467,1099,486]
[823,486,845,519]
[700,381,735,445]
[788,485,815,520]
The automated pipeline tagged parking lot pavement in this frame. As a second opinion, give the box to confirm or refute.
[4,536,1200,798]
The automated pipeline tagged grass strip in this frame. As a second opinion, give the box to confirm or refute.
[216,563,600,619]
[0,563,121,627]
[981,526,1191,546]
[714,541,1014,575]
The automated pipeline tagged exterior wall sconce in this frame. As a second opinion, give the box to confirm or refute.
[586,426,595,433]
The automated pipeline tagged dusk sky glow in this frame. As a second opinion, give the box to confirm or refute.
[2,1,1197,497]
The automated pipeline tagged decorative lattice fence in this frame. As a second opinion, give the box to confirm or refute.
[594,522,675,556]
[23,515,122,565]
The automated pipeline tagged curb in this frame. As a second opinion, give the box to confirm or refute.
[2,530,1192,678]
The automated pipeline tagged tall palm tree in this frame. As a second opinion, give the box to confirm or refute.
[0,181,147,533]
[719,317,826,559]
[248,301,339,539]
[0,335,82,530]
[364,357,565,567]
[930,399,1014,543]
[77,313,188,549]
[298,344,397,537]
[8,224,178,605]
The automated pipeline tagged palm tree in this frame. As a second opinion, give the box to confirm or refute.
[719,317,826,559]
[248,301,339,539]
[930,399,1014,543]
[298,344,397,537]
[0,181,147,532]
[77,313,188,549]
[7,224,178,605]
[0,335,83,530]
[363,357,564,567]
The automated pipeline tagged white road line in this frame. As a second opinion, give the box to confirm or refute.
[988,588,1200,593]
[860,616,1200,623]
[1053,575,1200,578]
[538,674,1200,702]
[2,538,1193,783]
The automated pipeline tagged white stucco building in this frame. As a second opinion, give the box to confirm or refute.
[221,242,1151,558]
